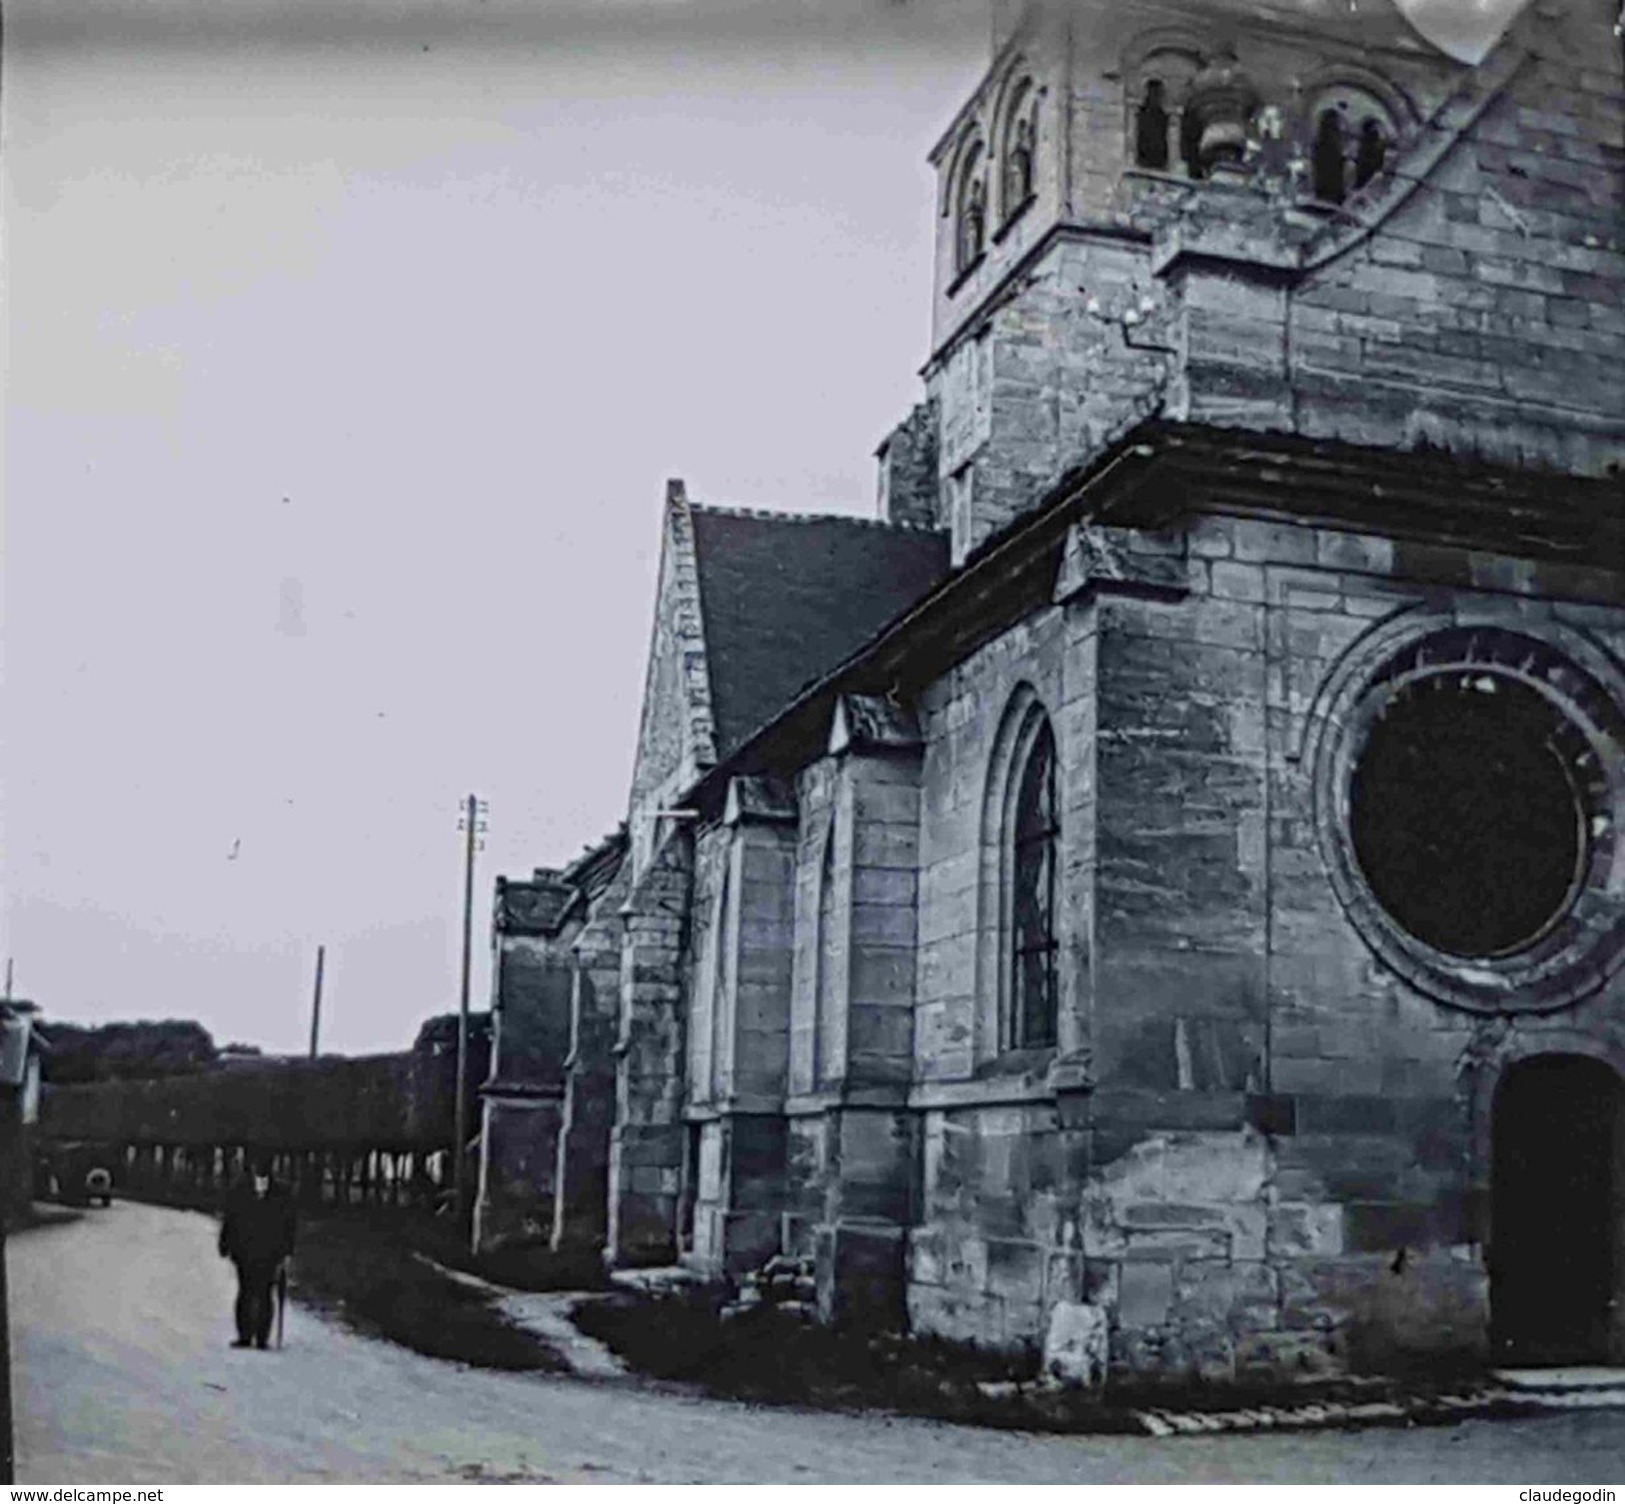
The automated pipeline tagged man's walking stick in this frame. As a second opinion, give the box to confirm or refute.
[275,1261,288,1350]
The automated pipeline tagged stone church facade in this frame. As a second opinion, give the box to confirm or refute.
[477,0,1625,1382]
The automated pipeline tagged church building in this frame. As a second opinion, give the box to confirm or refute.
[476,0,1625,1382]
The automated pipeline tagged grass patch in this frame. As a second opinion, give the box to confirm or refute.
[391,1211,610,1295]
[571,1287,1139,1432]
[289,1209,572,1372]
[573,1287,1504,1434]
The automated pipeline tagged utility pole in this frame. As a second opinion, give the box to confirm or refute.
[308,945,325,1060]
[3,959,12,1002]
[453,795,487,1224]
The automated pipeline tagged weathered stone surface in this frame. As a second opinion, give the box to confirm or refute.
[1042,1300,1109,1388]
[1054,523,1190,603]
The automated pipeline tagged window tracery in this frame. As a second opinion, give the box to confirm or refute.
[978,686,1065,1065]
[1009,718,1058,1050]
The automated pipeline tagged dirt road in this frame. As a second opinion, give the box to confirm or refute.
[10,1202,1624,1484]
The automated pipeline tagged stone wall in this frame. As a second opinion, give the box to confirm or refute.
[876,400,942,531]
[928,234,1174,564]
[552,861,631,1258]
[1171,17,1625,475]
[902,506,1625,1378]
[683,784,798,1276]
[607,827,693,1266]
[474,883,578,1253]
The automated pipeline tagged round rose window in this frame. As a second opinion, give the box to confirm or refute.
[1349,669,1589,957]
[1316,622,1625,1013]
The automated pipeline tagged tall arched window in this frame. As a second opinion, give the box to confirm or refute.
[1009,719,1058,1050]
[978,688,1065,1064]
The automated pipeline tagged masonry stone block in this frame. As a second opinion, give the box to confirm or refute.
[816,1221,908,1329]
[1117,1261,1175,1330]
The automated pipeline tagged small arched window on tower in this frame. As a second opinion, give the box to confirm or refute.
[1313,109,1347,203]
[1354,117,1387,190]
[996,75,1037,223]
[1003,115,1035,217]
[1124,39,1204,179]
[1179,106,1206,180]
[1009,717,1059,1050]
[955,143,988,275]
[1135,79,1172,170]
[1308,85,1398,204]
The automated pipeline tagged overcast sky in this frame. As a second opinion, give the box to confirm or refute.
[5,0,992,1054]
[3,0,1524,1056]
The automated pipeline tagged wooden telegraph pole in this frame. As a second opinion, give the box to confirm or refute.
[308,944,326,1060]
[453,795,486,1224]
[0,956,12,1482]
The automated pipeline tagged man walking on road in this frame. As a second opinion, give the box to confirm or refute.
[218,1156,297,1351]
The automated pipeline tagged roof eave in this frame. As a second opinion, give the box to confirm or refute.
[676,421,1625,816]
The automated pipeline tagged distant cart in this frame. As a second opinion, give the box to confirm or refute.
[36,1142,116,1207]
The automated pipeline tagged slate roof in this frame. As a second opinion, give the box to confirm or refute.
[688,417,1625,811]
[686,506,950,759]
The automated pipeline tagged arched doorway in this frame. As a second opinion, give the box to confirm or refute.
[1491,1054,1625,1365]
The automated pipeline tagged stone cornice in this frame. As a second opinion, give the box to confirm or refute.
[723,774,798,827]
[665,481,720,777]
[828,693,922,756]
[679,419,1623,820]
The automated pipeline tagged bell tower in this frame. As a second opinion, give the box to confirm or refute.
[877,0,1624,563]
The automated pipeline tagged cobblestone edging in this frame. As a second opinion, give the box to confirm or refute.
[1132,1382,1625,1437]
